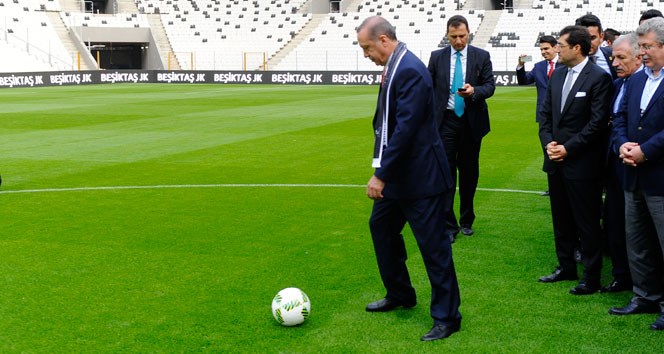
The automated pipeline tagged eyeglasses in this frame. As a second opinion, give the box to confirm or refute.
[639,43,663,51]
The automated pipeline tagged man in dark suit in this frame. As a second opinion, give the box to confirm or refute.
[601,33,643,293]
[357,16,462,341]
[576,14,618,80]
[428,15,495,240]
[516,35,561,123]
[517,35,562,198]
[538,25,613,295]
[609,17,664,331]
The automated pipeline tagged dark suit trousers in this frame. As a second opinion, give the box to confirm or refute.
[369,193,462,326]
[603,153,631,282]
[624,189,664,307]
[440,110,481,231]
[547,171,603,282]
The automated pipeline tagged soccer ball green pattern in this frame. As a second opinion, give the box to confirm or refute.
[271,287,311,326]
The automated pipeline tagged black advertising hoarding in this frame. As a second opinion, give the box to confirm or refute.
[0,70,522,88]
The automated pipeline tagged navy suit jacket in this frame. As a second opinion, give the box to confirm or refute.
[427,45,495,142]
[612,70,664,195]
[612,77,625,112]
[373,49,453,199]
[598,46,618,80]
[607,77,628,181]
[516,59,563,122]
[539,61,613,180]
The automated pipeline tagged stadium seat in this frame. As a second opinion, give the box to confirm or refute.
[0,0,655,72]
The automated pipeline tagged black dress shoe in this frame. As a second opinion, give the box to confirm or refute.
[601,280,632,293]
[461,226,474,236]
[365,298,416,312]
[421,323,460,341]
[570,282,601,295]
[609,298,660,315]
[538,268,578,283]
[650,314,664,330]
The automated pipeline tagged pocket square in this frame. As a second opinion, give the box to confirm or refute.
[575,92,587,97]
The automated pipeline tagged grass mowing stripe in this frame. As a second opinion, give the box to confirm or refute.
[0,184,545,195]
[0,87,373,162]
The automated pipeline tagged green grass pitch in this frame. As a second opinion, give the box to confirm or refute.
[0,84,660,352]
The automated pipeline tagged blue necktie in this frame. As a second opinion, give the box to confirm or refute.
[453,51,465,117]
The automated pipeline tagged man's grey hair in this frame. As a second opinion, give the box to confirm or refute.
[637,17,664,43]
[613,33,640,57]
[356,16,397,41]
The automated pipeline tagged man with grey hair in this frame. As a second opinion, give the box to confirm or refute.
[357,16,462,341]
[610,17,664,331]
[602,33,642,293]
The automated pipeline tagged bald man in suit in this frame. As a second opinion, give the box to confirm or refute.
[358,16,462,341]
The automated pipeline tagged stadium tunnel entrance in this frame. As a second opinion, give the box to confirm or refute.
[85,0,111,14]
[89,43,146,70]
[75,26,165,70]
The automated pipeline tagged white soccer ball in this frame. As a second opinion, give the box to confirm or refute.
[271,287,311,326]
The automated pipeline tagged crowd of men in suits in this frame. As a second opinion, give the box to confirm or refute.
[517,10,664,331]
[355,8,664,341]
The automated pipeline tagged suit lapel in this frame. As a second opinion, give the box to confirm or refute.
[464,46,474,83]
[561,64,591,116]
[553,62,563,83]
[549,68,564,121]
[541,61,562,85]
[641,76,664,118]
[611,79,622,105]
[441,47,451,90]
[628,74,646,125]
[535,60,546,81]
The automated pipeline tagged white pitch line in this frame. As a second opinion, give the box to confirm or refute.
[0,184,544,195]
[476,187,543,195]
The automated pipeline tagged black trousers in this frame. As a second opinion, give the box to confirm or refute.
[547,171,603,283]
[603,153,631,283]
[369,193,461,326]
[440,110,482,232]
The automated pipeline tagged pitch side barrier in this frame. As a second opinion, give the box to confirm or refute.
[0,70,521,89]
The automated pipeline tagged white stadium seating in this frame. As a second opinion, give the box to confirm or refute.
[0,3,73,72]
[0,0,660,72]
[273,2,484,71]
[135,0,312,70]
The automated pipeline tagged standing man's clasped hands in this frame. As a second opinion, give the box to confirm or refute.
[618,142,644,166]
[546,141,568,161]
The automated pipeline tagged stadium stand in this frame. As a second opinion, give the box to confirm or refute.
[61,12,150,28]
[0,2,73,72]
[134,0,312,70]
[270,1,484,71]
[489,3,644,71]
[0,40,56,73]
[0,0,660,72]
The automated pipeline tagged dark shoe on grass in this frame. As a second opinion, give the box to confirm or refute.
[366,298,416,312]
[421,323,460,341]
